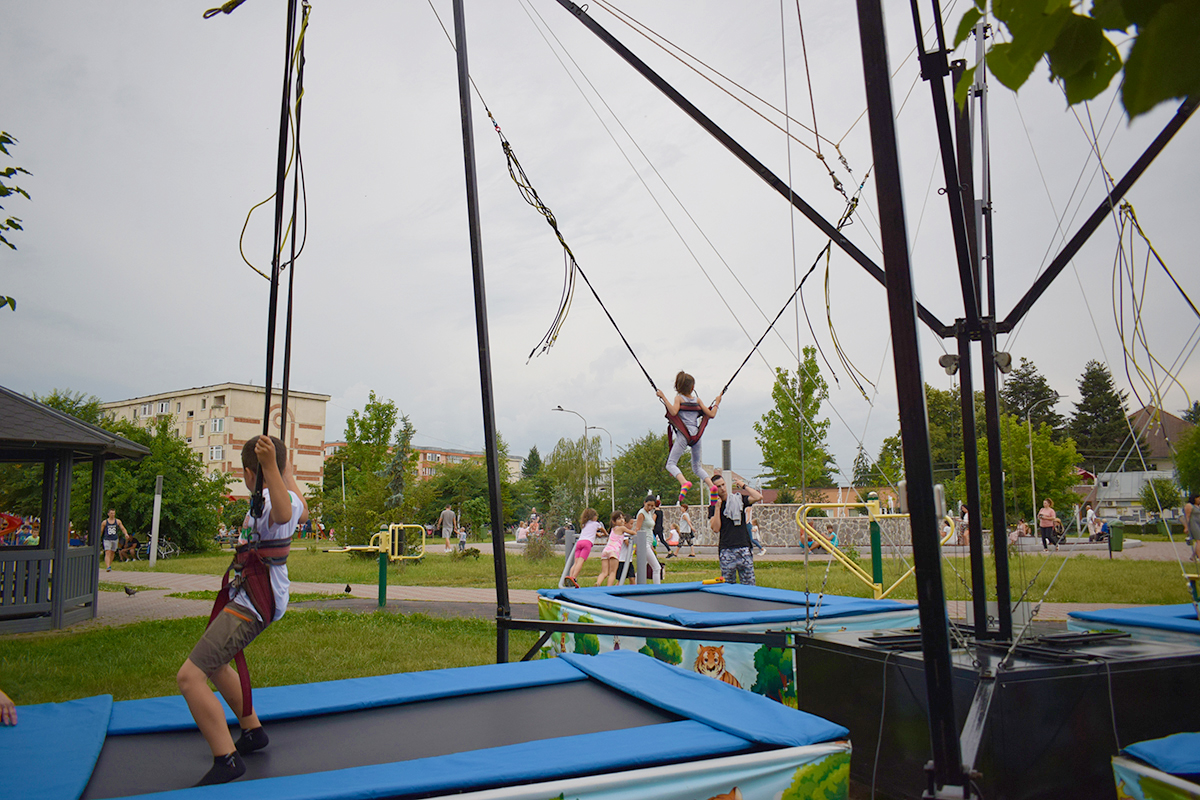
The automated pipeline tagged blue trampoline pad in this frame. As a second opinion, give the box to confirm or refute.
[10,650,849,800]
[1068,604,1200,636]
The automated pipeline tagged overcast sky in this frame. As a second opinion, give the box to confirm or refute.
[4,1,1197,484]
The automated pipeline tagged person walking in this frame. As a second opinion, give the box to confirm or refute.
[1037,498,1059,551]
[709,471,761,584]
[1184,494,1200,563]
[438,505,457,553]
[99,508,128,572]
[678,501,697,557]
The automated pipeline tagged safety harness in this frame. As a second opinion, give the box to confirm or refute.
[665,399,710,450]
[205,525,292,718]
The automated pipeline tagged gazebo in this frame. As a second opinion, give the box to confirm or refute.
[0,385,150,633]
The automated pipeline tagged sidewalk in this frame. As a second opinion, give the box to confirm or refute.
[90,569,540,630]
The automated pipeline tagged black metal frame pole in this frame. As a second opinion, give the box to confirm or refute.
[910,0,979,323]
[980,323,1013,639]
[451,0,511,663]
[856,0,965,791]
[550,0,951,338]
[957,325,988,638]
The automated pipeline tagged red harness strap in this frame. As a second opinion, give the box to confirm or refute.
[205,538,291,718]
[665,400,710,450]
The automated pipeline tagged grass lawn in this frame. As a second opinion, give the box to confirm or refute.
[1,610,542,705]
[107,547,1196,605]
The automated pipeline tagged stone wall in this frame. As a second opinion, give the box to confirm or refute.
[660,504,915,548]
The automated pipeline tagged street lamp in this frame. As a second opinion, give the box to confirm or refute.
[1027,394,1063,518]
[553,405,589,506]
[588,425,615,513]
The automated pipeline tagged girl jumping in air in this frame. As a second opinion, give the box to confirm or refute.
[657,371,720,503]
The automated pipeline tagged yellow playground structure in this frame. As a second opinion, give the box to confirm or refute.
[329,524,428,562]
[796,499,955,599]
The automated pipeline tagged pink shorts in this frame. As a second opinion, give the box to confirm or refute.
[573,539,593,560]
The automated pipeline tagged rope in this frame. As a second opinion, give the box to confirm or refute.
[203,0,249,19]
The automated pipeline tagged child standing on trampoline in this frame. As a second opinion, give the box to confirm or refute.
[597,511,632,586]
[566,508,606,588]
[657,371,720,503]
[176,435,302,786]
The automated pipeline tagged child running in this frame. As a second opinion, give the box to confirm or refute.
[597,511,632,586]
[626,495,664,584]
[657,371,720,503]
[176,435,302,786]
[566,508,606,588]
[678,501,697,557]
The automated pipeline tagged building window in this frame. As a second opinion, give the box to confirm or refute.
[210,445,224,461]
[176,402,181,412]
[427,453,441,463]
[213,395,225,407]
[211,418,224,433]
[201,398,207,410]
[157,401,170,414]
[198,423,205,437]
[141,403,152,416]
[187,410,194,418]
[186,437,192,444]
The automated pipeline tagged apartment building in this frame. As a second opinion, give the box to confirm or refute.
[103,383,330,500]
[415,447,523,481]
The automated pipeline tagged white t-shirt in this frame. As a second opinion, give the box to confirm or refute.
[233,490,301,623]
[579,519,603,544]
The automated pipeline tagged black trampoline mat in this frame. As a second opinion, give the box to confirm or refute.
[629,590,811,614]
[82,680,682,799]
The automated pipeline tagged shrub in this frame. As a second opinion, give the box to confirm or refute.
[522,533,556,561]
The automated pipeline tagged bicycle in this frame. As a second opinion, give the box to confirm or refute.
[136,538,180,561]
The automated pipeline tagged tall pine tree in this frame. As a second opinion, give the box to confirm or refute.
[1000,357,1064,437]
[1068,361,1143,472]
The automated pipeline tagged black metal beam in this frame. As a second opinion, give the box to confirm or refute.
[1000,96,1197,333]
[980,323,1013,639]
[551,0,952,338]
[451,0,511,664]
[856,0,966,791]
[957,324,988,639]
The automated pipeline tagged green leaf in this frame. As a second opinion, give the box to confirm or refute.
[1092,0,1131,30]
[1122,0,1200,117]
[1120,0,1172,28]
[954,64,978,109]
[1047,13,1123,103]
[5,297,15,311]
[955,8,983,48]
[986,41,1043,90]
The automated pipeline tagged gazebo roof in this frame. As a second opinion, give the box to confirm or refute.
[0,385,150,461]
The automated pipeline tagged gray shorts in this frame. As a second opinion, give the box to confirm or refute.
[102,539,120,552]
[718,547,755,585]
[188,602,268,678]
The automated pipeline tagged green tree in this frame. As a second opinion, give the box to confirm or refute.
[876,432,905,486]
[1,132,32,270]
[1000,357,1064,436]
[1182,401,1200,425]
[1139,478,1182,515]
[637,637,682,665]
[1068,361,1144,471]
[521,445,542,479]
[754,348,835,489]
[544,434,603,523]
[383,414,416,510]
[1175,425,1200,496]
[953,0,1200,118]
[951,414,1080,527]
[0,390,230,551]
[608,431,688,514]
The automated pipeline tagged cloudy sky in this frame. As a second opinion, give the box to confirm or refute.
[4,1,1197,483]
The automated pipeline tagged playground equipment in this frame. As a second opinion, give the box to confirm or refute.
[329,524,427,607]
[796,500,954,600]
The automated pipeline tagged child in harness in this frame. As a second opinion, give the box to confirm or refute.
[657,371,720,503]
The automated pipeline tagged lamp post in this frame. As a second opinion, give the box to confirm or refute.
[1027,394,1062,518]
[588,425,615,513]
[553,405,589,506]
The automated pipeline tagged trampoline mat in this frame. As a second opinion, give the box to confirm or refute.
[82,680,683,799]
[631,590,811,614]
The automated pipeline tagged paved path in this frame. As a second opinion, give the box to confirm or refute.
[86,537,1194,628]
